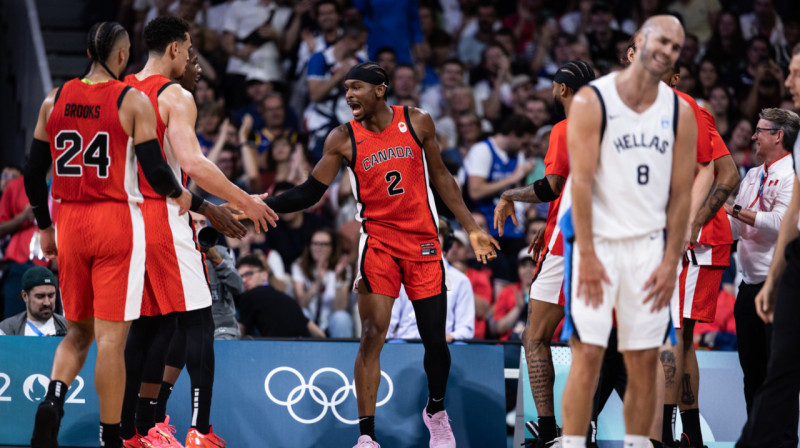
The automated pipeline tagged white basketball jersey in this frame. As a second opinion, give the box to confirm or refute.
[586,72,678,240]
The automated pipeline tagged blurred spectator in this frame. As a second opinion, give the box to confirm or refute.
[735,36,785,120]
[526,12,560,76]
[196,101,226,155]
[502,0,542,58]
[251,92,299,155]
[667,0,721,44]
[0,176,53,320]
[445,228,493,339]
[421,59,465,120]
[523,217,547,248]
[705,10,747,82]
[472,43,513,122]
[707,85,739,140]
[678,33,701,69]
[675,63,698,97]
[291,0,343,115]
[509,74,536,118]
[724,107,800,415]
[191,212,243,339]
[266,182,330,268]
[387,218,475,342]
[354,0,424,65]
[740,0,786,50]
[234,71,276,130]
[256,137,309,193]
[387,64,420,105]
[584,1,631,72]
[375,46,398,80]
[436,85,493,150]
[465,115,535,244]
[193,77,218,108]
[291,228,353,337]
[0,266,65,336]
[694,58,721,100]
[458,1,500,67]
[236,255,325,338]
[561,0,620,37]
[221,0,293,108]
[0,166,21,197]
[524,97,552,131]
[489,248,535,340]
[539,33,575,80]
[728,118,757,177]
[304,20,368,160]
[226,219,291,295]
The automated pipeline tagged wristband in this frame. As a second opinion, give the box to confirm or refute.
[189,193,205,212]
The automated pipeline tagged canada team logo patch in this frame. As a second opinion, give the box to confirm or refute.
[398,122,407,133]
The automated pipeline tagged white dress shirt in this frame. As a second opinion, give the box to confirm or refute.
[731,152,794,284]
[387,260,475,340]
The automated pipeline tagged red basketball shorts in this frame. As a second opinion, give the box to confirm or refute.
[139,197,211,316]
[56,201,146,322]
[354,235,445,300]
[673,260,725,327]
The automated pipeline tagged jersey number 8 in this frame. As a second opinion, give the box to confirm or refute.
[54,131,110,178]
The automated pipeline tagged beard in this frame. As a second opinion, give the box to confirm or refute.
[554,96,565,117]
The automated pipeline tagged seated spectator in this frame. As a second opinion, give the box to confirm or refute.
[226,220,291,295]
[387,218,475,342]
[266,181,331,267]
[251,92,299,155]
[707,85,739,141]
[420,59,466,121]
[694,58,721,101]
[584,1,631,72]
[0,165,21,197]
[445,228,493,340]
[191,212,243,340]
[0,266,65,336]
[196,101,225,155]
[236,255,325,338]
[489,248,536,340]
[387,63,420,105]
[291,228,354,338]
[524,97,552,132]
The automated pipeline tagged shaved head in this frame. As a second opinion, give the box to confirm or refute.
[634,15,686,78]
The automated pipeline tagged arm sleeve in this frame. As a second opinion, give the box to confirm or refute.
[264,175,329,213]
[134,139,184,198]
[23,139,54,229]
[449,276,475,340]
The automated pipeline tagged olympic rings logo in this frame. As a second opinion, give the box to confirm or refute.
[264,367,393,424]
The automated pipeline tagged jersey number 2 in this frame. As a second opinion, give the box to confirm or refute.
[54,131,110,178]
[385,170,404,196]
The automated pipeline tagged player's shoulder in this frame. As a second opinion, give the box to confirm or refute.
[323,123,353,152]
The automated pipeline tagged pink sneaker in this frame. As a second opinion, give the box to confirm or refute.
[353,435,381,448]
[422,408,456,448]
[144,416,184,448]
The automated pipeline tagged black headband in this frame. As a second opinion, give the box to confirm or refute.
[345,66,387,86]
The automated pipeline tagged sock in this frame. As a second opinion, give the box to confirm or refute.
[623,434,650,448]
[359,415,376,440]
[191,386,212,434]
[99,422,121,448]
[45,380,68,410]
[155,382,174,423]
[663,404,677,443]
[680,408,703,447]
[426,396,445,416]
[562,436,586,447]
[538,415,557,442]
[135,397,157,436]
[588,419,598,445]
[650,439,664,448]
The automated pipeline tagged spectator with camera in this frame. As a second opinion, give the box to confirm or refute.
[191,212,244,339]
[0,266,65,336]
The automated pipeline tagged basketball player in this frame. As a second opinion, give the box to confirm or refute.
[25,22,196,448]
[261,62,499,448]
[557,16,696,448]
[737,43,800,448]
[120,17,274,448]
[623,35,740,447]
[493,60,595,447]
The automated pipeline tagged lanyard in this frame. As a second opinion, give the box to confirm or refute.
[748,169,767,209]
[26,319,45,336]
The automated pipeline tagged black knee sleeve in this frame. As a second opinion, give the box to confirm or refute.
[165,323,187,370]
[412,293,451,399]
[140,314,178,384]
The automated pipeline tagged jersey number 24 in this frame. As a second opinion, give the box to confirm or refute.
[54,131,110,178]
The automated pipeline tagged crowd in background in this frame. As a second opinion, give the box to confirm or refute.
[2,0,798,344]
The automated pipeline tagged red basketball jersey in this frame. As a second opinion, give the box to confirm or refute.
[543,119,570,256]
[124,73,183,198]
[45,78,141,203]
[347,106,440,261]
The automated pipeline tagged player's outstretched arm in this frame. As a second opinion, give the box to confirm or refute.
[23,88,58,259]
[644,97,697,311]
[121,88,192,213]
[756,177,800,323]
[410,107,499,263]
[566,86,608,308]
[264,125,348,213]
[162,86,277,232]
[494,174,566,236]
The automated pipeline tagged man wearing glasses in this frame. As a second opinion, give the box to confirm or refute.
[725,108,800,436]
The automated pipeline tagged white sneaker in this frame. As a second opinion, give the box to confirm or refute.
[422,408,456,448]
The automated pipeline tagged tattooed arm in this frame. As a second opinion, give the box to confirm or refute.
[689,154,740,245]
[493,174,566,236]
